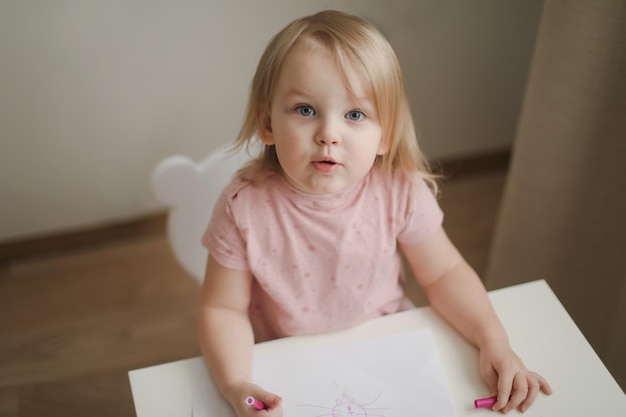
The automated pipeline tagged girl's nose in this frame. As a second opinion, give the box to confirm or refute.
[315,118,341,146]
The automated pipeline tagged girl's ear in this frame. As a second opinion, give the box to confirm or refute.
[376,137,389,156]
[258,113,275,145]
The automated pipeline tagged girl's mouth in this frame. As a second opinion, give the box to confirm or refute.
[312,159,340,173]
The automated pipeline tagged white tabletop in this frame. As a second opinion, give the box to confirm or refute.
[128,280,625,416]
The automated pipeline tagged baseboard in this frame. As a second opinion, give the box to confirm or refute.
[434,147,511,179]
[0,148,510,265]
[0,213,167,265]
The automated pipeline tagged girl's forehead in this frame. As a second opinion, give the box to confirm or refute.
[276,43,373,99]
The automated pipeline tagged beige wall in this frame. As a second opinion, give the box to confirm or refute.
[0,0,544,242]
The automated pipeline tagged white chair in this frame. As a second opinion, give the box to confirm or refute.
[151,143,256,283]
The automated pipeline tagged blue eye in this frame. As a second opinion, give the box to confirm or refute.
[295,105,316,117]
[346,110,365,121]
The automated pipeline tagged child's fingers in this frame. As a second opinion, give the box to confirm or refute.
[252,388,281,414]
[537,372,553,395]
[519,375,540,412]
[259,391,282,409]
[502,373,528,413]
[517,372,553,413]
[493,367,514,410]
[241,385,282,416]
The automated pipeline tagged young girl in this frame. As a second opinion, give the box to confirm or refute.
[199,10,551,417]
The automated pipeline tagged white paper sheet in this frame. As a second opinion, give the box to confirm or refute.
[191,329,457,417]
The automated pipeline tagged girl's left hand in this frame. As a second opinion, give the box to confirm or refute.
[479,342,553,413]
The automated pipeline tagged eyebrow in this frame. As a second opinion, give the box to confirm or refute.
[283,88,374,107]
[283,88,311,99]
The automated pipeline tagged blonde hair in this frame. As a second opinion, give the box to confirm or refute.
[233,10,438,192]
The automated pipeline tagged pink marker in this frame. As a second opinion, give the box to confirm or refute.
[245,396,266,410]
[474,396,497,408]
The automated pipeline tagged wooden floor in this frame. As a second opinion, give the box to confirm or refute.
[0,170,507,417]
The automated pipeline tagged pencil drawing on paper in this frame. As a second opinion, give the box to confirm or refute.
[295,385,388,417]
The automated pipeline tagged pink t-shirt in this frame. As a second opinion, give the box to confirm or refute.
[202,166,443,342]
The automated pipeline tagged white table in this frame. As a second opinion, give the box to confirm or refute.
[128,280,625,416]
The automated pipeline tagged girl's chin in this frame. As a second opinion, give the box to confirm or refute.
[283,170,360,195]
[291,179,354,195]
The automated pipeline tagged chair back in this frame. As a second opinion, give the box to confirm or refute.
[151,143,255,283]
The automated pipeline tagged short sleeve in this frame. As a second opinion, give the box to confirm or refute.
[396,177,444,245]
[201,188,249,271]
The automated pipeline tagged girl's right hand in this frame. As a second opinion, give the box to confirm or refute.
[228,382,283,417]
